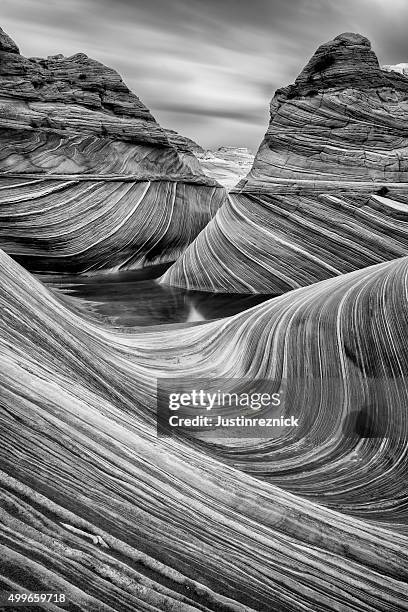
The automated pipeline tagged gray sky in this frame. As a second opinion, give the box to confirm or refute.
[2,0,408,149]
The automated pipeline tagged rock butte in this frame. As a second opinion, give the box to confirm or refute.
[1,247,408,610]
[0,26,226,273]
[161,33,408,293]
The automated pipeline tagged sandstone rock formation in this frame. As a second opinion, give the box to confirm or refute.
[1,247,408,610]
[0,26,226,273]
[0,25,19,54]
[162,33,408,293]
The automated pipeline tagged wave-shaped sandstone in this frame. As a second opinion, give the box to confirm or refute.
[1,248,408,610]
[162,33,408,293]
[0,26,226,273]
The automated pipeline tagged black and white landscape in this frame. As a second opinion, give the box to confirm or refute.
[0,2,408,611]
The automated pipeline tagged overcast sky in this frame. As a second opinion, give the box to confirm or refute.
[2,0,408,149]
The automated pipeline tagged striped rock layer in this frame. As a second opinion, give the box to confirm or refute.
[161,33,408,293]
[0,27,226,273]
[1,248,408,610]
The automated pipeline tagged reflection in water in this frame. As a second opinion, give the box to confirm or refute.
[186,304,205,323]
[39,263,274,327]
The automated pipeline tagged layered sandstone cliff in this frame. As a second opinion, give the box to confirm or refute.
[199,146,254,190]
[162,33,408,293]
[0,26,226,273]
[1,247,408,610]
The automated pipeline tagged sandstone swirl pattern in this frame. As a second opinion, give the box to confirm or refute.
[161,33,408,293]
[0,26,226,273]
[1,248,408,610]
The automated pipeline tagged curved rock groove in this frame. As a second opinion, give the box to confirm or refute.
[0,176,224,273]
[0,249,408,610]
